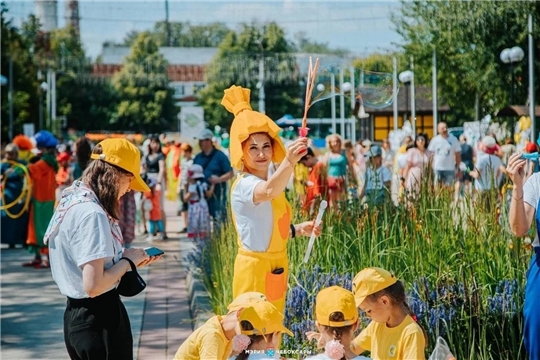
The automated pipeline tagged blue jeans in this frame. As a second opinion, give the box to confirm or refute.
[435,170,456,186]
[149,220,164,234]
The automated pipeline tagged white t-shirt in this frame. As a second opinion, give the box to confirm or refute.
[231,174,274,252]
[48,202,123,299]
[474,153,502,191]
[523,173,540,246]
[364,166,392,191]
[428,135,461,171]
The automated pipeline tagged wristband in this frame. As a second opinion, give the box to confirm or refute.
[290,224,296,238]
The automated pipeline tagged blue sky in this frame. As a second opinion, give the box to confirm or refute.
[5,0,403,60]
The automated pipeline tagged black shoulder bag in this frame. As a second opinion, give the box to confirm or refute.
[117,257,146,297]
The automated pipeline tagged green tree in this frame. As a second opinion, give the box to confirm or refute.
[1,4,40,141]
[111,32,176,133]
[392,0,540,125]
[122,22,231,48]
[198,22,300,129]
[293,31,350,57]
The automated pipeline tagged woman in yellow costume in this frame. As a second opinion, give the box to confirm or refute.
[222,85,322,316]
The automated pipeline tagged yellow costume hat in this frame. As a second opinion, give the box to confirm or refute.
[221,85,287,170]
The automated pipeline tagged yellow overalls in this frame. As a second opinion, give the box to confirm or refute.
[231,175,291,315]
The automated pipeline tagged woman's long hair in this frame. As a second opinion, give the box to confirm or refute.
[74,137,92,172]
[81,144,133,219]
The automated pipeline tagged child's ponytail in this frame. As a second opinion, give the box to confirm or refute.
[320,312,350,360]
[367,280,429,345]
[402,300,429,346]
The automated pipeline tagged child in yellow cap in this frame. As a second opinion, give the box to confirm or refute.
[231,301,293,360]
[350,267,426,360]
[173,292,269,360]
[305,286,370,360]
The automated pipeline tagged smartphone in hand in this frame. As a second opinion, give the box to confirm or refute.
[145,247,164,257]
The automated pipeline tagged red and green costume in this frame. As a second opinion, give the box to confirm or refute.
[26,153,58,258]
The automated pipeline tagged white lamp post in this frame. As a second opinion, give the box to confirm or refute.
[500,46,525,105]
[399,70,414,133]
[500,46,525,135]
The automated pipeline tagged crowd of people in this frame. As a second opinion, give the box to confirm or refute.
[2,84,539,360]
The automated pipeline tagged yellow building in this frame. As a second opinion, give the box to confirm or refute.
[356,86,451,141]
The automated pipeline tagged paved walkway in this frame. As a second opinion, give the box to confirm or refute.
[1,199,194,360]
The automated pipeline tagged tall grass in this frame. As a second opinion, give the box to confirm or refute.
[193,178,530,359]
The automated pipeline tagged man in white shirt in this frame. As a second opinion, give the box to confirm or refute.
[428,122,462,192]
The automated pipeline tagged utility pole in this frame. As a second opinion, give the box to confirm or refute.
[165,0,171,46]
[410,56,416,136]
[8,56,13,140]
[51,71,56,132]
[432,49,438,135]
[258,57,265,114]
[529,14,536,143]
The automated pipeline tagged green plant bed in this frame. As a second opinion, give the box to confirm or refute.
[192,183,530,359]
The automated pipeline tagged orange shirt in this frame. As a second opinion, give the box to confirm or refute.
[56,166,70,186]
[144,188,162,221]
[303,162,326,212]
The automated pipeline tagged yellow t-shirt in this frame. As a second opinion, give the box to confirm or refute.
[173,315,233,360]
[352,315,426,360]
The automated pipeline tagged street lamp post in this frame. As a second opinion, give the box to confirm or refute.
[500,46,525,136]
[500,46,525,105]
[399,70,413,132]
[39,81,48,130]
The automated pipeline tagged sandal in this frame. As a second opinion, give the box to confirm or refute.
[35,260,50,269]
[22,259,41,267]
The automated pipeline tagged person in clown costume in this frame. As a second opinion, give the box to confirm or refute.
[23,130,59,268]
[12,134,36,164]
[222,85,322,317]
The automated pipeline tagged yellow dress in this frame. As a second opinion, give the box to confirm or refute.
[231,175,291,315]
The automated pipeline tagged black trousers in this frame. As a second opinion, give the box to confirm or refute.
[64,289,133,360]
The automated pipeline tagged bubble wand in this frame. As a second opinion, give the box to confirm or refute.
[303,200,328,263]
[299,57,320,138]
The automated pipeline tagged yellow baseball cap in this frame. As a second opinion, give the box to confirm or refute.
[228,292,268,312]
[352,267,398,307]
[316,286,358,327]
[238,301,293,337]
[89,138,150,192]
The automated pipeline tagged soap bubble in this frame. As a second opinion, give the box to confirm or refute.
[352,68,395,109]
[308,64,340,107]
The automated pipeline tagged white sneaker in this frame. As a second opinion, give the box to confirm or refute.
[146,235,154,243]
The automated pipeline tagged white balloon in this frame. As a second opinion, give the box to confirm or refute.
[316,83,325,92]
[342,82,352,92]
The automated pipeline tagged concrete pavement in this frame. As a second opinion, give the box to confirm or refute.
[1,199,194,360]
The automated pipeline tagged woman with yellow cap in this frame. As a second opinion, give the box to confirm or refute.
[221,85,322,316]
[44,138,163,360]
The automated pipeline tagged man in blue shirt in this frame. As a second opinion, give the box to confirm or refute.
[193,129,234,232]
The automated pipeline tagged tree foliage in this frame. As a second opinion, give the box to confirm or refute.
[293,31,350,57]
[198,22,300,130]
[392,0,540,124]
[1,4,40,141]
[122,22,231,48]
[111,32,176,133]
